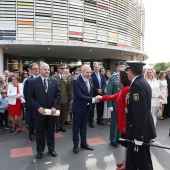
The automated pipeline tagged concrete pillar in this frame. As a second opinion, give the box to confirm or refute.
[0,48,4,74]
[131,55,136,60]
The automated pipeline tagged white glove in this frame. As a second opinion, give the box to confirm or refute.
[107,107,113,112]
[134,139,143,146]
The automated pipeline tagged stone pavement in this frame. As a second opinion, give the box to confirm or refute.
[0,118,170,170]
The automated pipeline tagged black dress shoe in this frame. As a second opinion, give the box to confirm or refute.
[111,142,118,147]
[73,146,79,154]
[64,121,71,125]
[36,152,43,159]
[55,129,60,133]
[97,121,105,126]
[49,150,57,157]
[29,134,35,141]
[89,123,95,128]
[60,128,66,132]
[81,143,94,150]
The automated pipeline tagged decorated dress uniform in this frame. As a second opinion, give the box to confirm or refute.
[125,61,156,170]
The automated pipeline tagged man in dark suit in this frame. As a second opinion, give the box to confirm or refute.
[28,63,61,159]
[72,65,96,154]
[24,63,39,141]
[91,63,106,127]
[164,68,170,118]
[125,61,156,170]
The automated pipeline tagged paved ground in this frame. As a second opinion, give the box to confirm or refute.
[0,118,170,170]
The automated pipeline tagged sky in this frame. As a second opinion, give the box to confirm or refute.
[143,0,170,64]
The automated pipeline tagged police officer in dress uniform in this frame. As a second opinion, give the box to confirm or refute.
[125,61,156,170]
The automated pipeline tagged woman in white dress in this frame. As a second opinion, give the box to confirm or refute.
[144,68,163,127]
[102,70,112,124]
[158,71,168,119]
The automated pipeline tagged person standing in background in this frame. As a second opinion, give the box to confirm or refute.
[164,68,170,118]
[158,71,168,120]
[53,64,70,132]
[0,90,9,131]
[107,61,126,147]
[144,68,163,128]
[28,63,61,159]
[8,74,25,133]
[24,63,39,141]
[91,63,106,127]
[102,70,112,125]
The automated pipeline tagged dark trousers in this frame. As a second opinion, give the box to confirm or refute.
[126,143,153,170]
[34,117,56,152]
[27,107,34,135]
[56,103,67,129]
[89,104,94,124]
[0,110,8,127]
[73,106,89,145]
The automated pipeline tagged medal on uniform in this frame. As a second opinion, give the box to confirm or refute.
[133,93,139,101]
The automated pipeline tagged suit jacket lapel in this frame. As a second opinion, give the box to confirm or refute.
[47,78,51,93]
[37,77,46,93]
[79,75,89,94]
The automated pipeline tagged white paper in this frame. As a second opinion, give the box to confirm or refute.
[44,109,60,116]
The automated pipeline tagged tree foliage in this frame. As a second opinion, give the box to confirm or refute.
[153,62,170,72]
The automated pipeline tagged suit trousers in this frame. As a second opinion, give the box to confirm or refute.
[126,143,153,170]
[110,110,120,143]
[56,103,67,129]
[34,116,56,152]
[27,107,34,135]
[73,106,89,145]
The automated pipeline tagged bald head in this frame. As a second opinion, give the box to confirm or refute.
[40,63,50,78]
[81,65,91,79]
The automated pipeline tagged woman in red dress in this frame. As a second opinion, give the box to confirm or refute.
[7,75,24,133]
[97,71,131,170]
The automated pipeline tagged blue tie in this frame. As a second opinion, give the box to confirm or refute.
[96,73,101,88]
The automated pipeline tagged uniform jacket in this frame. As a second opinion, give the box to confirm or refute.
[106,73,122,110]
[28,77,61,120]
[91,72,106,96]
[53,74,69,104]
[7,83,25,105]
[102,86,130,134]
[72,75,93,114]
[126,76,156,141]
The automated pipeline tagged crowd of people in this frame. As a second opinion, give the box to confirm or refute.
[0,60,170,170]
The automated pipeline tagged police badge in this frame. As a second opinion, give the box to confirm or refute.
[133,93,139,101]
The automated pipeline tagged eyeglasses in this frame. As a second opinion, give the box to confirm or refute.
[32,68,39,70]
[59,68,65,70]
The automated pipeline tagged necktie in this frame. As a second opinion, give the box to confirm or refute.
[61,75,63,80]
[96,73,101,88]
[44,79,47,92]
[85,80,90,93]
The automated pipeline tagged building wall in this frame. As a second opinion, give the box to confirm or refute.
[0,0,145,50]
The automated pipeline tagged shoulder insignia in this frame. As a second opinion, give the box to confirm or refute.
[133,93,139,101]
